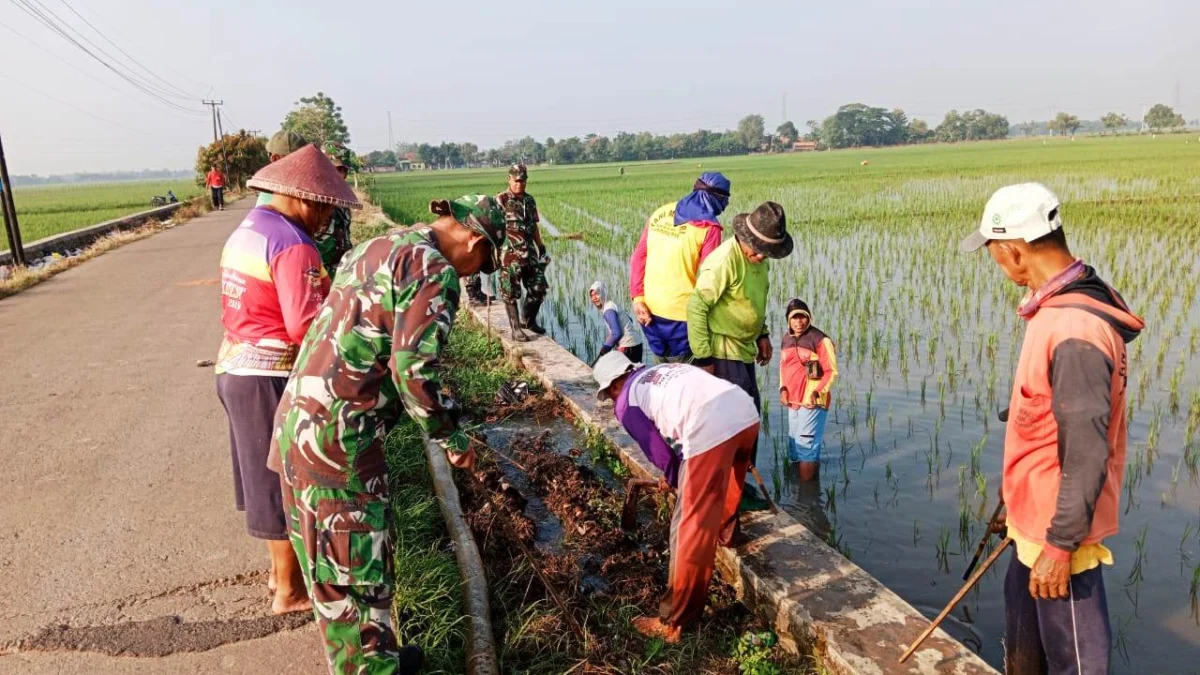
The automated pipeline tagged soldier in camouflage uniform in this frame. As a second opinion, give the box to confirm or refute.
[316,156,355,274]
[497,163,549,341]
[270,194,505,675]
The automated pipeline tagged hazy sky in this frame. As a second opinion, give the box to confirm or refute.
[2,0,1196,175]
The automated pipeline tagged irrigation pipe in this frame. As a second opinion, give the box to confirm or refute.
[423,436,500,675]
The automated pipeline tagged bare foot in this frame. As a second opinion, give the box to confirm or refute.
[631,616,681,643]
[268,569,278,594]
[271,589,312,615]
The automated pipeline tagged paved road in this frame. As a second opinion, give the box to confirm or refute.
[0,198,326,674]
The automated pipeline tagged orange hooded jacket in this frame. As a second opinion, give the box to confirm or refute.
[1003,267,1144,563]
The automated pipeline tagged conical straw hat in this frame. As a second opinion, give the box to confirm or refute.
[248,144,361,209]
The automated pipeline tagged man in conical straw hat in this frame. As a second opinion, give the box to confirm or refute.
[271,194,506,674]
[215,144,360,617]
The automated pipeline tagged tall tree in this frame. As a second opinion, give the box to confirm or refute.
[1048,112,1081,136]
[737,114,765,150]
[195,131,268,189]
[1100,113,1130,135]
[776,121,800,142]
[1144,103,1185,132]
[282,92,351,148]
[907,119,932,143]
[1016,121,1040,137]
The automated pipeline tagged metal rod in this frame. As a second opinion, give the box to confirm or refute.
[899,537,1012,663]
[964,500,1005,581]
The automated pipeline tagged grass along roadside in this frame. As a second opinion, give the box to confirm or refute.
[0,196,225,300]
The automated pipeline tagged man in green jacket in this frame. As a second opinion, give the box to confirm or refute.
[687,201,793,469]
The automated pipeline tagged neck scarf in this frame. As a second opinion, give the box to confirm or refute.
[1017,258,1086,319]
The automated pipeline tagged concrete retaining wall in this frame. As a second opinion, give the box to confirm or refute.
[466,306,1000,675]
[1,201,193,266]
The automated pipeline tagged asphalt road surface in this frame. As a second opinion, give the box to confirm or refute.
[0,197,326,674]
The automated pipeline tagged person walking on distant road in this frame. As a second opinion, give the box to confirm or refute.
[257,131,310,206]
[205,165,226,210]
[778,299,837,482]
[215,145,358,616]
[496,163,549,341]
[629,172,730,363]
[962,183,1143,675]
[589,280,643,364]
[594,352,759,643]
[271,194,505,674]
[687,201,792,474]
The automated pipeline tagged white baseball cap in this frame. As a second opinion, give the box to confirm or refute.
[593,351,637,400]
[961,182,1063,252]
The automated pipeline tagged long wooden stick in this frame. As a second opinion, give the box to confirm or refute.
[963,500,1005,581]
[899,537,1012,663]
[748,465,779,514]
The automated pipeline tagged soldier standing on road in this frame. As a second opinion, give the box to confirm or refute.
[270,195,505,675]
[496,163,549,341]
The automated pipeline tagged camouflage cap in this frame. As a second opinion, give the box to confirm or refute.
[266,131,309,157]
[430,195,506,271]
[508,163,528,181]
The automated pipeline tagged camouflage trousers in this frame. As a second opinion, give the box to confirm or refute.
[498,258,548,303]
[284,479,401,674]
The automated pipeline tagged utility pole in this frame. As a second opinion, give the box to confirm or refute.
[387,110,394,153]
[0,127,26,266]
[203,100,229,185]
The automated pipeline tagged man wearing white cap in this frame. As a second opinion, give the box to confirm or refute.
[963,182,1143,675]
[594,352,759,643]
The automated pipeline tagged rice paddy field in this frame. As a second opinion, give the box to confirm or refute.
[368,135,1200,673]
[3,180,204,251]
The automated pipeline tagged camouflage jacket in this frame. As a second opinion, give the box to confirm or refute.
[496,191,542,259]
[272,227,467,493]
[314,207,354,274]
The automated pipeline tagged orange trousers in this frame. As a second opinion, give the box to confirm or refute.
[659,422,758,628]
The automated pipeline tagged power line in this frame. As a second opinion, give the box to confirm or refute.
[21,0,195,103]
[68,0,213,95]
[0,70,190,143]
[7,0,205,115]
[56,0,200,101]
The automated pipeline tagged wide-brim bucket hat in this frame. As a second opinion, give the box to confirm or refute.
[733,201,793,259]
[248,145,361,209]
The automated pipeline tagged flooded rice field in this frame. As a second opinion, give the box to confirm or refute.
[372,136,1200,672]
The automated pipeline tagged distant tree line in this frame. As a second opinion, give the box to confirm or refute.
[11,168,195,187]
[355,101,1193,169]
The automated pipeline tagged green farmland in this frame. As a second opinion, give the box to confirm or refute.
[368,135,1200,673]
[4,180,205,251]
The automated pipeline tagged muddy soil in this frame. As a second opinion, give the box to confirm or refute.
[457,419,806,674]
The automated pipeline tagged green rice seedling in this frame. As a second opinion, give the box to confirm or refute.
[1191,563,1200,625]
[1180,521,1196,574]
[936,526,951,573]
[1126,525,1148,588]
[912,519,920,547]
[970,435,986,477]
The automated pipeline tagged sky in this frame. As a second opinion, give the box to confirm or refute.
[1,0,1197,175]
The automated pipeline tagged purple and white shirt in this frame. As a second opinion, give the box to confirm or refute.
[614,364,759,487]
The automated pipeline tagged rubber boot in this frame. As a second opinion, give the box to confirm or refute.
[466,276,489,306]
[505,302,531,342]
[522,298,547,335]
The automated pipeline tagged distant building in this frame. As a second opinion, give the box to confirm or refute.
[792,140,818,152]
